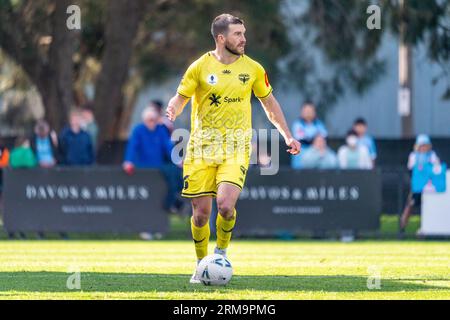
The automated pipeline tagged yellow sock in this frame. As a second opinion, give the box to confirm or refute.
[216,209,237,250]
[191,217,210,260]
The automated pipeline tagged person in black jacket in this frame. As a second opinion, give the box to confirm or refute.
[30,120,59,168]
[59,110,94,166]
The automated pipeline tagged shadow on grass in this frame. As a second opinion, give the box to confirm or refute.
[0,272,447,293]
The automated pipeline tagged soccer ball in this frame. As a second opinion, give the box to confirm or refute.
[196,254,233,286]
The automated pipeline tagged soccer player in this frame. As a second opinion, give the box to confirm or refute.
[165,13,301,283]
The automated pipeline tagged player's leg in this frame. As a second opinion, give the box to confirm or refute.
[181,161,217,259]
[191,196,213,261]
[181,161,217,283]
[215,182,241,255]
[214,156,249,255]
[188,196,212,284]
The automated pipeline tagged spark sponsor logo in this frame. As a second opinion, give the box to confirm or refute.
[209,94,243,106]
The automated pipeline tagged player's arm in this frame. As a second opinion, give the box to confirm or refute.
[166,93,189,122]
[167,57,201,122]
[259,93,301,155]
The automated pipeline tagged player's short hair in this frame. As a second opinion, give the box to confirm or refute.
[211,13,244,40]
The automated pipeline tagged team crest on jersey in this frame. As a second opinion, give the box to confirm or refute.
[207,74,218,85]
[238,73,250,85]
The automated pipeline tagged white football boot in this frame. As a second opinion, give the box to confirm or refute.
[214,247,227,258]
[189,259,201,284]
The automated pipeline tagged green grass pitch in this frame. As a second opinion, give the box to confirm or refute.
[0,240,449,299]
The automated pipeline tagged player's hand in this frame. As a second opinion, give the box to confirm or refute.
[285,138,301,155]
[123,161,135,176]
[166,105,177,122]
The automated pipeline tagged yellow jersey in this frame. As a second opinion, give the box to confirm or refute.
[177,52,272,163]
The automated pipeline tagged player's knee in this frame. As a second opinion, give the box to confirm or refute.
[192,202,210,226]
[217,199,234,218]
[192,214,209,227]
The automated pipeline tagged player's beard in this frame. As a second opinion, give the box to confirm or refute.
[225,41,244,56]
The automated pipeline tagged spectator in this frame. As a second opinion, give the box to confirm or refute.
[337,130,373,169]
[30,121,65,240]
[9,137,37,169]
[124,107,174,169]
[353,117,377,165]
[291,102,328,169]
[0,142,10,170]
[80,105,99,152]
[59,110,94,165]
[0,142,9,169]
[148,99,174,134]
[123,107,183,239]
[9,136,57,240]
[30,120,59,168]
[0,139,10,199]
[400,134,440,236]
[4,137,33,239]
[301,135,338,169]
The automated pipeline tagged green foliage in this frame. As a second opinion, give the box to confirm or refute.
[287,0,450,112]
[385,0,450,100]
[134,0,291,83]
[1,0,449,124]
[78,0,107,59]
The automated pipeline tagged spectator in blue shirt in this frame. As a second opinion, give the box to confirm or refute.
[353,117,377,166]
[59,110,94,166]
[400,134,440,237]
[123,107,173,170]
[123,107,184,239]
[30,120,59,168]
[301,135,338,169]
[291,102,328,169]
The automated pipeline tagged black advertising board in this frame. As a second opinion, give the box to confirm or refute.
[236,169,381,234]
[3,167,169,233]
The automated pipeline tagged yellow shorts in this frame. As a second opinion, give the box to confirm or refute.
[181,158,249,198]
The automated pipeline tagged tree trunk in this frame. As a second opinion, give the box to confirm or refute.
[93,0,147,145]
[117,87,139,140]
[41,0,77,131]
[0,0,76,132]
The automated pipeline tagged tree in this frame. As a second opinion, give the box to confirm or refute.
[0,0,291,143]
[285,0,450,129]
[0,0,77,131]
[92,0,148,143]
